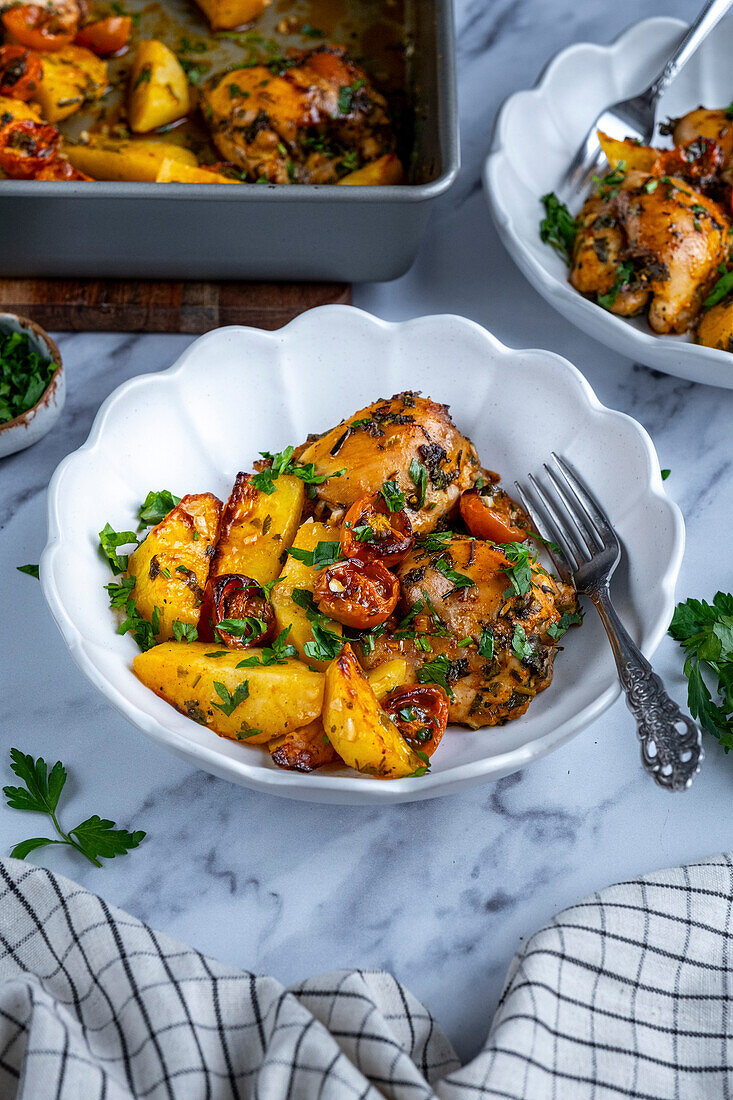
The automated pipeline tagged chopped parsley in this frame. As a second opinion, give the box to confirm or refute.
[99,523,138,575]
[235,627,297,667]
[251,446,344,495]
[337,78,366,115]
[287,541,342,568]
[592,162,626,199]
[511,624,534,661]
[172,621,198,643]
[597,260,635,310]
[380,480,406,512]
[539,192,577,262]
[408,459,429,509]
[547,611,583,640]
[17,564,39,579]
[217,616,267,642]
[0,328,56,425]
[416,654,465,701]
[501,542,535,598]
[703,265,733,311]
[433,555,475,594]
[212,680,250,718]
[478,627,494,660]
[138,489,181,529]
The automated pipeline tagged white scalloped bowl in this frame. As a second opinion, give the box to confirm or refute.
[41,307,683,804]
[485,16,733,389]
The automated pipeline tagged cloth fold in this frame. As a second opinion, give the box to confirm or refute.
[0,855,732,1099]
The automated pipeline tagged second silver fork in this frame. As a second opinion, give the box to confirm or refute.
[516,455,702,792]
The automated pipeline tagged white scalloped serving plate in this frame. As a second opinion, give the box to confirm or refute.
[41,307,683,804]
[485,16,733,389]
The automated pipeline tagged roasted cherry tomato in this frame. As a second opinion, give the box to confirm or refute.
[2,4,78,51]
[75,15,132,55]
[341,492,414,566]
[459,487,527,544]
[656,138,723,188]
[198,573,276,648]
[382,685,449,757]
[0,119,60,179]
[0,46,41,101]
[313,559,399,629]
[34,157,91,180]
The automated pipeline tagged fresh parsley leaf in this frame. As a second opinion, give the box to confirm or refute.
[287,541,342,568]
[251,448,344,495]
[406,748,431,778]
[105,575,136,609]
[17,564,39,578]
[669,593,733,749]
[416,655,456,700]
[304,622,343,662]
[337,78,366,114]
[212,680,250,717]
[592,162,626,199]
[478,627,494,660]
[501,542,535,598]
[217,616,267,641]
[703,267,733,311]
[4,748,145,868]
[0,329,56,425]
[511,624,534,661]
[433,555,475,594]
[235,627,297,667]
[547,611,583,640]
[661,469,671,481]
[380,480,406,512]
[172,620,198,643]
[408,459,428,509]
[236,728,263,740]
[99,523,138,575]
[539,191,577,262]
[597,260,635,310]
[138,489,181,529]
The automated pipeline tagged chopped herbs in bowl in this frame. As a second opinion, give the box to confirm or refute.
[0,314,64,459]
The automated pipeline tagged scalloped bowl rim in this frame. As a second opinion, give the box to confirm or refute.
[484,15,733,388]
[40,307,684,804]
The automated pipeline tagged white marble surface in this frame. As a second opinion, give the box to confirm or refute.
[2,0,733,1066]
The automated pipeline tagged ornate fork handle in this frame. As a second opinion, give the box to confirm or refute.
[590,586,703,791]
[649,0,733,103]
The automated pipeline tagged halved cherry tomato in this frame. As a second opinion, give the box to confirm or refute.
[313,559,399,629]
[655,138,723,188]
[459,487,527,544]
[198,574,276,648]
[382,685,449,757]
[34,158,91,180]
[0,119,60,179]
[0,46,41,101]
[75,15,132,55]
[2,4,77,51]
[341,492,414,566]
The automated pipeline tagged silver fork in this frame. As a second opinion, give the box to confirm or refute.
[515,454,703,792]
[559,0,733,203]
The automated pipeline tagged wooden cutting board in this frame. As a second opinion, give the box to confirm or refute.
[0,278,352,334]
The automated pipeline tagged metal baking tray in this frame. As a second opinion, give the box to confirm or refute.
[1,0,458,282]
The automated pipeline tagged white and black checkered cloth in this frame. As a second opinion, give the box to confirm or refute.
[0,854,732,1098]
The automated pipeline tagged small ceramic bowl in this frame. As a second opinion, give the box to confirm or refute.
[0,313,65,459]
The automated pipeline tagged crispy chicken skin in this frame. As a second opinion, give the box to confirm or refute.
[295,392,483,534]
[356,535,576,729]
[200,45,395,183]
[571,169,729,333]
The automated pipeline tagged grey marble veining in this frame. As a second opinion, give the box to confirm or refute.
[2,0,733,1067]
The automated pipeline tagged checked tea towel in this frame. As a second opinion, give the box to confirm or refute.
[0,854,731,1098]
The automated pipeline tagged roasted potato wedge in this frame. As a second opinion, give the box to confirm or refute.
[212,472,305,586]
[697,298,733,350]
[270,520,344,670]
[269,718,339,772]
[0,96,42,126]
[128,40,189,133]
[597,131,657,174]
[134,642,324,742]
[66,137,198,181]
[34,45,107,123]
[366,658,410,699]
[338,154,404,186]
[126,493,221,642]
[156,158,241,184]
[672,108,733,161]
[322,644,424,778]
[194,0,270,32]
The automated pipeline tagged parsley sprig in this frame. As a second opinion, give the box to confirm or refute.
[4,749,145,868]
[669,592,733,749]
[539,192,577,262]
[251,447,344,495]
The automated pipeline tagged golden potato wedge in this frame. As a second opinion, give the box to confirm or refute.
[597,131,657,174]
[211,472,305,586]
[270,520,344,671]
[126,493,222,642]
[697,298,733,350]
[156,158,241,184]
[66,137,197,181]
[35,45,108,123]
[0,97,41,126]
[128,40,189,133]
[323,644,424,778]
[338,154,404,186]
[366,659,410,700]
[134,642,324,741]
[194,0,270,32]
[269,718,339,771]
